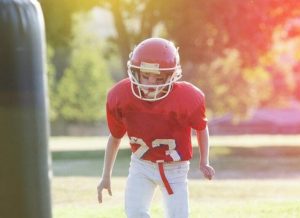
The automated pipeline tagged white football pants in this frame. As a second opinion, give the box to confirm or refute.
[125,154,190,218]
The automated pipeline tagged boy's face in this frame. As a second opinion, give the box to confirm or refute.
[139,71,169,98]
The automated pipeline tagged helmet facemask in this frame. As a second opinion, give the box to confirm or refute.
[127,38,182,101]
[127,62,182,101]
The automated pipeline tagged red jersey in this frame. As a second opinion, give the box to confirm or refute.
[106,78,207,162]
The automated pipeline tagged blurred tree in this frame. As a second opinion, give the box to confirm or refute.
[159,0,300,115]
[40,0,102,47]
[41,0,300,75]
[40,0,104,89]
[103,0,163,74]
[194,49,271,117]
[55,13,112,123]
[40,0,163,76]
[41,0,300,119]
[162,0,300,66]
[260,32,300,106]
[46,44,58,121]
[103,0,300,115]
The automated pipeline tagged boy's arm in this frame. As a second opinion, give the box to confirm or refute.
[196,126,215,180]
[97,134,122,204]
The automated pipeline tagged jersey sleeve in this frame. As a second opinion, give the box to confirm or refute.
[106,90,126,138]
[188,86,208,130]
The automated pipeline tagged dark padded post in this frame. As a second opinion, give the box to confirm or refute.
[0,0,52,217]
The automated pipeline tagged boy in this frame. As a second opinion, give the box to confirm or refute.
[97,37,215,218]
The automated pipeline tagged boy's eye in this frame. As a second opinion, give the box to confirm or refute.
[141,74,149,79]
[140,72,166,83]
[156,78,165,82]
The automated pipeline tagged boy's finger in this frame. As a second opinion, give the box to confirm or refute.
[207,174,212,180]
[98,192,102,204]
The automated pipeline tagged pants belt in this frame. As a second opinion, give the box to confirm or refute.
[157,160,173,195]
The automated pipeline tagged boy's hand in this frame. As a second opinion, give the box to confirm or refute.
[97,177,112,204]
[200,164,215,180]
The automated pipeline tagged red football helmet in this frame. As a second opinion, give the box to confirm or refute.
[127,38,182,101]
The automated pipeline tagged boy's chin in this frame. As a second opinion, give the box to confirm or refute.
[143,92,156,98]
[142,90,161,98]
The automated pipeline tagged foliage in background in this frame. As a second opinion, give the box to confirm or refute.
[161,0,300,114]
[41,0,107,107]
[40,0,103,47]
[46,44,58,121]
[194,49,271,117]
[100,0,300,115]
[41,0,300,125]
[260,31,300,106]
[162,0,300,65]
[54,13,113,123]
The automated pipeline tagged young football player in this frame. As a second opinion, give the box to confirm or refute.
[97,37,215,218]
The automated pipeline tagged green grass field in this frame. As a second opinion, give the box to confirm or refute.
[50,135,300,218]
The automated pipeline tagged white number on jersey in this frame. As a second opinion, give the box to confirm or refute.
[129,137,181,161]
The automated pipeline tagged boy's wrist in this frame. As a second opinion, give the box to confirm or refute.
[200,160,209,166]
[101,173,111,179]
